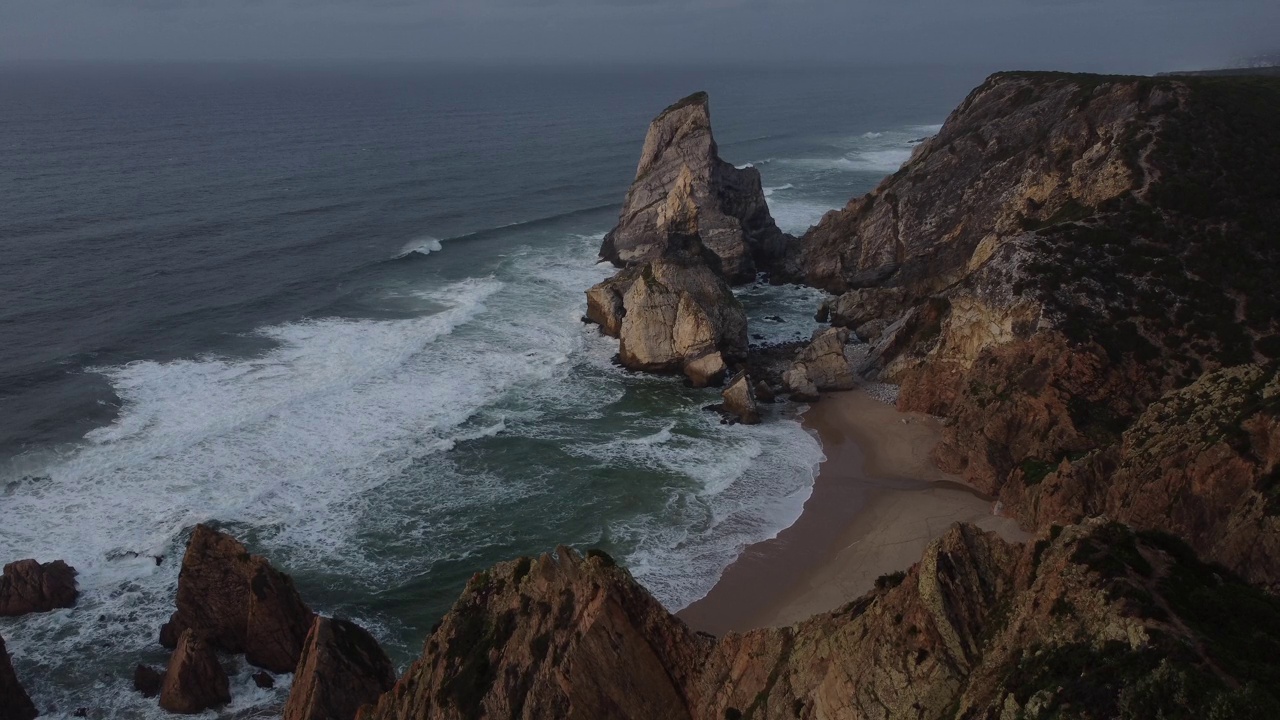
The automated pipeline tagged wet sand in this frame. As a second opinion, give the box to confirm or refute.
[678,388,1027,635]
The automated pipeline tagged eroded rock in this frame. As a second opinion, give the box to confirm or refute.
[133,664,163,699]
[0,635,37,720]
[0,559,77,617]
[600,92,785,283]
[720,372,761,424]
[790,327,855,391]
[283,617,395,720]
[159,524,314,673]
[159,630,229,715]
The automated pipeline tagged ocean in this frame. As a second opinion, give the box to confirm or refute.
[0,63,989,716]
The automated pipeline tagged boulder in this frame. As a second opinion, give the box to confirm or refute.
[159,524,314,673]
[0,559,77,617]
[782,366,820,402]
[133,664,163,698]
[720,372,761,425]
[584,270,634,338]
[682,351,727,388]
[282,617,395,720]
[790,327,855,391]
[252,672,274,689]
[159,630,230,715]
[0,635,37,720]
[600,91,786,284]
[753,379,776,403]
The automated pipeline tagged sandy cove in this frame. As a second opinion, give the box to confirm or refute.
[678,388,1028,636]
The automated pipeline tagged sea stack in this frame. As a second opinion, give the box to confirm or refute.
[159,524,314,674]
[600,91,786,284]
[588,166,749,386]
[0,559,77,617]
[1,635,38,720]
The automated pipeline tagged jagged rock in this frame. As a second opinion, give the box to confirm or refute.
[283,617,395,720]
[600,92,786,284]
[753,379,776,403]
[827,287,907,330]
[584,269,634,338]
[133,664,163,698]
[252,671,274,689]
[720,372,761,425]
[159,630,230,715]
[683,351,727,388]
[0,635,37,720]
[782,366,820,402]
[789,327,855,391]
[359,520,1280,719]
[359,547,709,720]
[159,524,314,673]
[0,559,77,617]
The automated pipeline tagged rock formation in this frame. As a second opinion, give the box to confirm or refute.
[0,559,77,617]
[783,71,1280,584]
[600,92,786,284]
[720,372,761,424]
[284,617,396,720]
[587,166,748,385]
[160,524,314,673]
[357,521,1280,719]
[787,327,856,392]
[0,635,38,720]
[159,630,230,714]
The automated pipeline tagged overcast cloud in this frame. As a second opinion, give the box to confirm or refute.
[1,0,1277,72]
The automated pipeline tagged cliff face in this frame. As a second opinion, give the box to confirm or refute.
[359,520,1280,719]
[785,72,1280,585]
[601,92,787,284]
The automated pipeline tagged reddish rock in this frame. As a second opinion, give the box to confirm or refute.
[252,671,274,689]
[160,524,314,673]
[0,635,38,720]
[283,617,395,720]
[159,630,230,714]
[0,559,77,617]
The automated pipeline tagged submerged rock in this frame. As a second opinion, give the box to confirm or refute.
[600,92,786,284]
[159,630,230,715]
[0,635,37,720]
[283,617,395,720]
[0,559,77,617]
[159,524,314,673]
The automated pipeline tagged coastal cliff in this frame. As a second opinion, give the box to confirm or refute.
[786,72,1280,587]
[358,520,1280,719]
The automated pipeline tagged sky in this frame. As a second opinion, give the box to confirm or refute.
[1,0,1278,72]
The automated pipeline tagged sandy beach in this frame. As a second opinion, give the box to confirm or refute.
[678,388,1028,636]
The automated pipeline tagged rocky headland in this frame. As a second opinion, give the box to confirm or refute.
[6,72,1280,719]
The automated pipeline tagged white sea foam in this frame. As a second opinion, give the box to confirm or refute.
[762,183,794,197]
[396,236,443,257]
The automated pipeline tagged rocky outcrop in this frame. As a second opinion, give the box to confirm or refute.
[0,635,37,720]
[588,166,749,384]
[784,71,1280,578]
[1007,364,1280,590]
[720,372,761,424]
[159,630,230,714]
[788,327,855,391]
[160,524,314,673]
[358,520,1280,719]
[0,559,77,617]
[284,617,396,720]
[600,92,786,283]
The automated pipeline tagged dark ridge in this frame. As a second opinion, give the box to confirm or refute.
[656,91,710,119]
